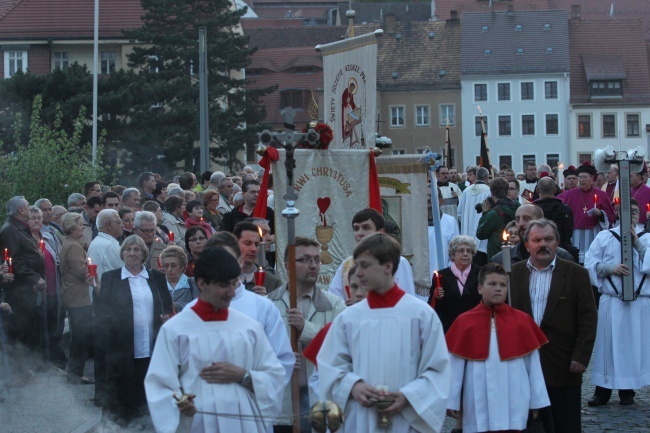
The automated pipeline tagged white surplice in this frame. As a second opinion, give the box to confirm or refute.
[318,294,450,433]
[145,308,286,433]
[439,183,463,220]
[585,227,650,390]
[328,255,416,299]
[448,319,549,433]
[185,283,295,386]
[457,182,490,254]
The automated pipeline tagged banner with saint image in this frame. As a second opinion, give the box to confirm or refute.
[319,31,378,149]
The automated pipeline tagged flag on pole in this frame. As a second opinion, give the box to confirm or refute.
[445,124,452,168]
[479,125,491,170]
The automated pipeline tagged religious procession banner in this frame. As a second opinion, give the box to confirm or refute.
[273,149,373,292]
[319,31,378,149]
[376,155,430,294]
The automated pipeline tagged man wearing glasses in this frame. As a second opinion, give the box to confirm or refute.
[268,237,346,433]
[133,211,166,270]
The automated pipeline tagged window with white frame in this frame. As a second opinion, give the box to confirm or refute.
[474,83,487,102]
[54,52,69,70]
[544,81,558,99]
[497,83,510,101]
[439,104,455,126]
[602,114,616,138]
[578,114,591,138]
[521,82,534,100]
[627,114,640,137]
[498,115,511,136]
[522,114,535,135]
[100,51,116,74]
[4,50,27,78]
[415,105,430,126]
[392,149,406,155]
[390,106,405,128]
[475,116,487,137]
[545,114,558,135]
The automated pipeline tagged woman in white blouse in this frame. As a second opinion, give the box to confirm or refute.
[94,235,173,426]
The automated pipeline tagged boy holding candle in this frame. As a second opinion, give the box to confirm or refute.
[445,263,550,433]
[318,233,450,433]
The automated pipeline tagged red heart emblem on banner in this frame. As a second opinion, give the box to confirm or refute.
[317,197,331,214]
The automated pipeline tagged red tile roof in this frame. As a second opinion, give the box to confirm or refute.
[0,0,145,39]
[569,18,650,104]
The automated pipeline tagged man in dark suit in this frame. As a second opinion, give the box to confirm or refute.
[510,219,597,433]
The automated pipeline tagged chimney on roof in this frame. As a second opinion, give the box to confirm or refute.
[450,10,458,20]
[385,12,397,34]
[571,5,581,20]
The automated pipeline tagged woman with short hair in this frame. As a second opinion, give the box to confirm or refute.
[160,245,199,311]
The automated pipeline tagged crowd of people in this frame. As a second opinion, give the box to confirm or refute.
[0,158,648,433]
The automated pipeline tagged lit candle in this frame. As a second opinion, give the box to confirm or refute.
[254,266,266,286]
[8,257,13,274]
[87,257,98,278]
[501,231,512,273]
[593,194,598,209]
[169,231,175,242]
[256,226,267,268]
[3,248,8,262]
[434,271,443,289]
[39,239,45,252]
[614,197,620,206]
[646,203,650,213]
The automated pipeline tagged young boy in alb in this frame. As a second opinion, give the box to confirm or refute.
[445,263,549,433]
[318,233,450,433]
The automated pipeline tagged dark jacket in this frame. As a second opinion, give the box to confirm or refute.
[510,257,597,388]
[489,242,576,265]
[222,204,275,233]
[94,267,173,407]
[429,265,481,333]
[534,197,578,260]
[476,197,519,259]
[0,216,45,300]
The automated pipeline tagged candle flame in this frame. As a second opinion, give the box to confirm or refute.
[88,258,92,265]
[502,230,508,242]
[258,226,263,239]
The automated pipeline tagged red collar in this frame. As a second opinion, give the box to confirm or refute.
[191,298,229,322]
[446,302,547,361]
[367,284,405,309]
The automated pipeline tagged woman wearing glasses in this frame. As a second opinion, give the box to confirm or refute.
[184,226,208,277]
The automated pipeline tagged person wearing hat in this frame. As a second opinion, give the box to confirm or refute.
[563,165,579,191]
[558,161,616,264]
[630,162,650,226]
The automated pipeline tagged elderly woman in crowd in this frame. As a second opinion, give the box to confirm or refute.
[118,206,135,244]
[59,212,95,384]
[428,235,482,333]
[94,235,172,426]
[133,211,166,270]
[161,195,186,247]
[184,226,208,277]
[29,206,66,367]
[143,201,170,245]
[184,200,215,236]
[160,245,199,312]
[202,190,222,232]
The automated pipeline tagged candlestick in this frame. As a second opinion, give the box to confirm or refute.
[87,258,98,278]
[593,194,598,209]
[8,258,13,274]
[257,226,267,269]
[169,231,175,242]
[254,267,266,286]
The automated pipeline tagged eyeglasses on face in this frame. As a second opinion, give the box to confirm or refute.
[189,236,207,242]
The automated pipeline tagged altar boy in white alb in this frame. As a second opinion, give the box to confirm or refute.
[318,233,450,433]
[445,264,549,433]
[145,247,285,433]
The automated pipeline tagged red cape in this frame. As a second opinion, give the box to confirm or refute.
[302,322,333,368]
[445,302,547,361]
[191,298,229,322]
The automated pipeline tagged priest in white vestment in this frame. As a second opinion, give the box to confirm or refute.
[457,168,490,256]
[585,201,650,406]
[318,234,450,433]
[145,247,285,433]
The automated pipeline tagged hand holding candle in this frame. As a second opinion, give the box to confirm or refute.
[87,258,98,278]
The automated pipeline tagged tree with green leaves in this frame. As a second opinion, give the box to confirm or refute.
[121,0,274,173]
[0,95,112,212]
